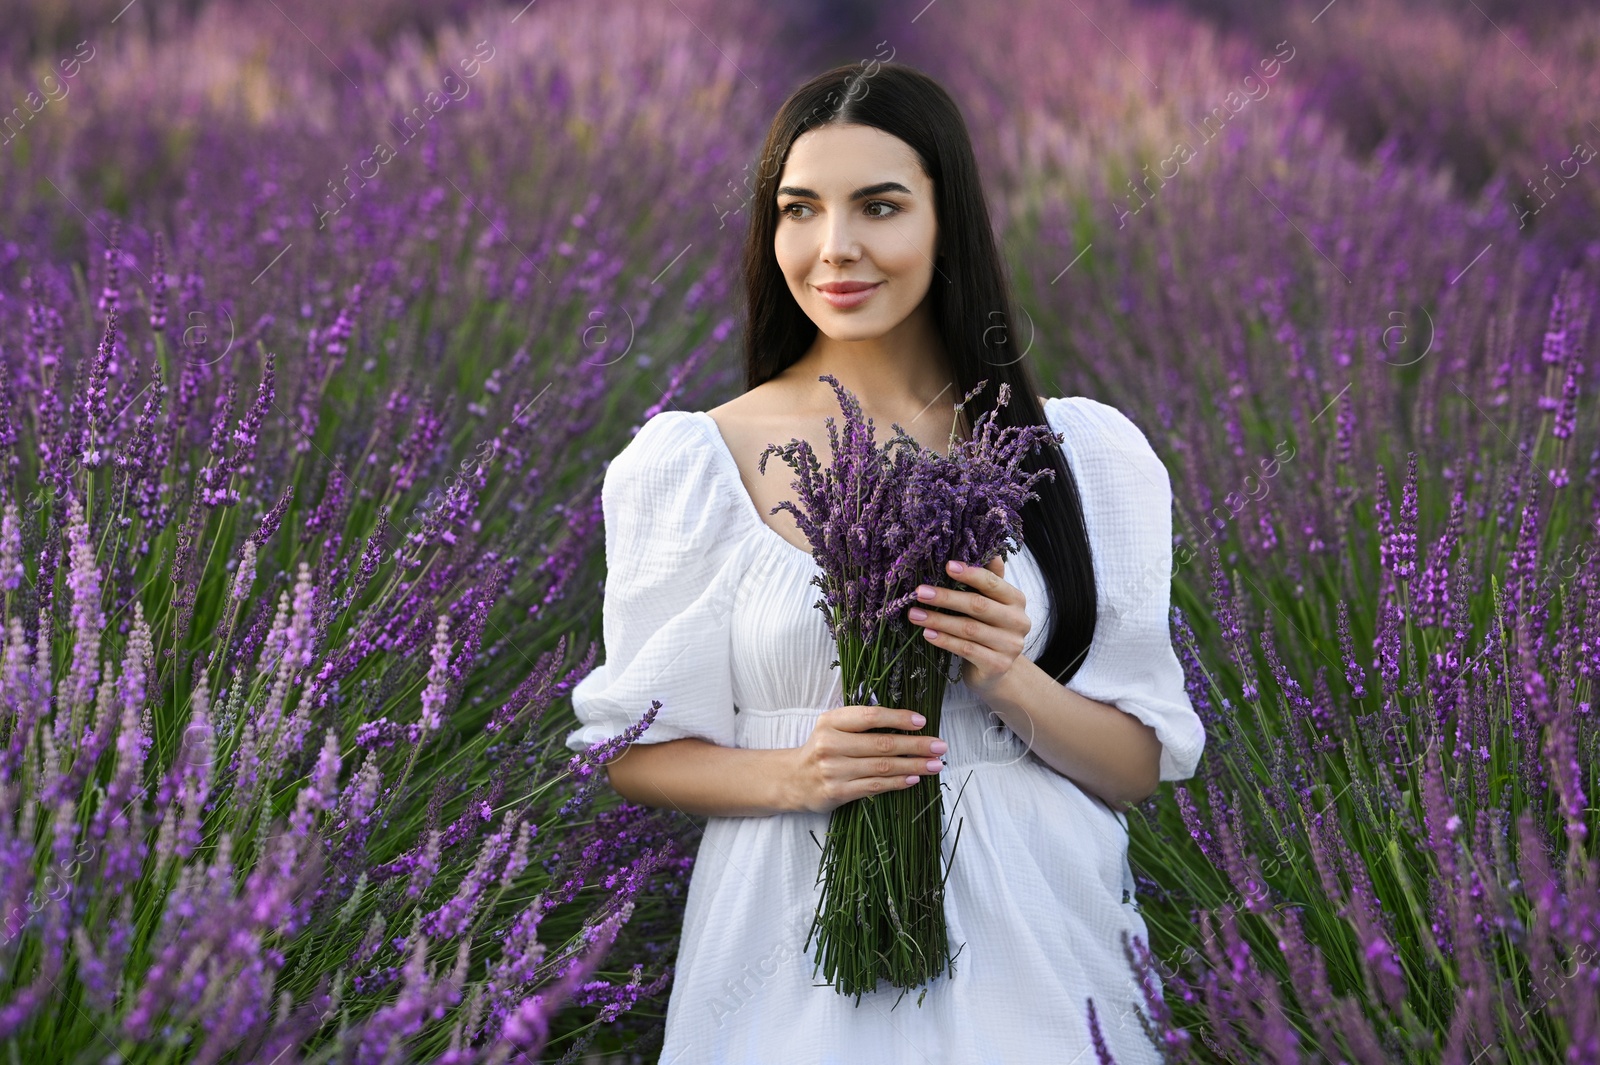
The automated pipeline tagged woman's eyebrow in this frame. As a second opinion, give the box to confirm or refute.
[776,181,913,201]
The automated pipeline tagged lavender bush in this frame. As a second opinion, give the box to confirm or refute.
[1186,0,1600,257]
[0,240,696,1065]
[0,0,805,1059]
[891,0,1600,1058]
[759,374,1063,1003]
[8,0,1600,1057]
[1073,270,1600,1060]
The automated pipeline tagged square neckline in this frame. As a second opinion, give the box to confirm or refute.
[688,403,1057,573]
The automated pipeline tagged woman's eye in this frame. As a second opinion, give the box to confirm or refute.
[779,201,900,219]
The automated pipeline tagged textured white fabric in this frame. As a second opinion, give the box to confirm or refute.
[566,397,1205,1065]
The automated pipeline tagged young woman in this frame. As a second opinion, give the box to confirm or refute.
[565,61,1205,1064]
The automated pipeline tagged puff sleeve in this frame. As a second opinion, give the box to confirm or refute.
[1044,397,1207,782]
[564,411,749,754]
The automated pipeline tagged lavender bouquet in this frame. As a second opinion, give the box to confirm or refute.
[758,375,1064,1003]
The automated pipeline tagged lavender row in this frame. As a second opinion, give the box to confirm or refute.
[0,0,795,1059]
[901,0,1600,1058]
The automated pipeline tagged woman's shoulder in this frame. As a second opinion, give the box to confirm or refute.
[1041,395,1170,496]
[1041,394,1145,438]
[603,408,751,533]
[1041,394,1160,455]
[608,407,719,481]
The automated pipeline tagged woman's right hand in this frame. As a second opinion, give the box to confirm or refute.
[787,705,949,815]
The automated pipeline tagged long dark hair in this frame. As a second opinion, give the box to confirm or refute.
[739,61,1098,683]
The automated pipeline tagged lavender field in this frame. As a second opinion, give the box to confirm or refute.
[1,0,1596,1061]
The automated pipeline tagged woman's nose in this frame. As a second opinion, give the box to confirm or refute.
[819,215,861,264]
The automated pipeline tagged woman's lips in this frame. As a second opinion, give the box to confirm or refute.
[816,282,883,309]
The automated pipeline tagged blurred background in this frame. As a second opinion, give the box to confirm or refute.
[2,0,1597,1062]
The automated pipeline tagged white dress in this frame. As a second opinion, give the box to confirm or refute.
[565,396,1206,1065]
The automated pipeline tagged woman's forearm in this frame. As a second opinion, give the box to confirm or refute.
[982,656,1162,810]
[602,737,800,817]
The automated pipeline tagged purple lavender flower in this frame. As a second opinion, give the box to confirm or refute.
[757,375,1064,997]
[420,613,453,731]
[0,501,21,591]
[62,497,105,714]
[97,222,122,317]
[148,231,168,332]
[759,375,1060,647]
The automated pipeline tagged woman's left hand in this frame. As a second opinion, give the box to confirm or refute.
[906,557,1031,701]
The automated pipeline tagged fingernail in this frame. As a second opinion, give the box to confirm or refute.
[930,740,948,754]
[911,713,926,726]
[948,560,964,573]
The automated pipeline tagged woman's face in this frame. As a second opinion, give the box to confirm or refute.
[773,122,939,342]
